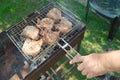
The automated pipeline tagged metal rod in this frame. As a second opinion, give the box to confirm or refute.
[50,68,62,80]
[57,38,81,60]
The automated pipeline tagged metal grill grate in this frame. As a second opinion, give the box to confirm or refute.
[6,2,84,65]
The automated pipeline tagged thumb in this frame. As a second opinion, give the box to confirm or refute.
[70,54,84,64]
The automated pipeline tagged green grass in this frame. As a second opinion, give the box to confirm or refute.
[0,0,120,80]
[56,0,120,54]
[0,0,49,31]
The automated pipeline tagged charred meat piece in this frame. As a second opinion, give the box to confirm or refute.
[22,39,43,56]
[39,29,47,37]
[36,18,41,28]
[43,30,60,44]
[56,17,72,34]
[21,26,39,40]
[21,69,29,78]
[37,18,54,30]
[10,74,21,80]
[20,61,30,78]
[47,8,61,23]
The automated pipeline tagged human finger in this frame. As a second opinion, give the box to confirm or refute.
[70,55,84,64]
[77,63,84,71]
[87,73,94,79]
[82,70,88,76]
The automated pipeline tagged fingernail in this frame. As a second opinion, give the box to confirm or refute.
[77,67,79,70]
[69,61,72,64]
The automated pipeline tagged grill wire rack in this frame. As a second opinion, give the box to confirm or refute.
[6,2,84,66]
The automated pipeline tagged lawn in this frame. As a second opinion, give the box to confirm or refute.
[0,0,120,80]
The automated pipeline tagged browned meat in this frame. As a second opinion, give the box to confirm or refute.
[21,69,29,78]
[43,30,60,44]
[47,8,61,23]
[56,17,72,34]
[20,61,30,78]
[39,29,47,37]
[21,26,39,40]
[22,39,43,56]
[23,61,29,69]
[10,74,20,80]
[37,18,54,30]
[36,18,41,28]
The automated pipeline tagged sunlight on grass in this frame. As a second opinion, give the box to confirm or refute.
[0,22,3,32]
[0,29,2,33]
[83,40,103,52]
[69,75,79,80]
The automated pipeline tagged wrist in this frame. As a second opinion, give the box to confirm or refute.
[100,53,112,72]
[103,51,120,72]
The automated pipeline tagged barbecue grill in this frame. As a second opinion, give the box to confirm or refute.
[0,1,86,80]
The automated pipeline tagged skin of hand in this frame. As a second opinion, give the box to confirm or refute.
[70,50,120,78]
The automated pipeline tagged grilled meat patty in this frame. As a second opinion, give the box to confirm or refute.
[36,18,41,28]
[56,17,72,34]
[37,18,54,30]
[21,26,39,40]
[47,8,61,23]
[22,39,43,56]
[42,30,60,44]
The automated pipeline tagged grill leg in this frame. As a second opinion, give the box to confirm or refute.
[108,18,120,40]
[85,0,90,21]
[76,42,81,53]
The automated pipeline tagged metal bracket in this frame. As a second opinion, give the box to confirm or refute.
[57,38,81,60]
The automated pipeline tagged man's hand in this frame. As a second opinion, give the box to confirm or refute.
[70,54,109,78]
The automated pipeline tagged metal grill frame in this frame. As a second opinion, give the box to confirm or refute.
[6,2,85,65]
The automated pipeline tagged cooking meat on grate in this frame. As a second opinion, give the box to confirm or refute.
[10,74,21,80]
[42,30,60,44]
[56,17,72,34]
[22,39,43,56]
[36,18,41,28]
[21,26,39,40]
[47,8,61,23]
[37,18,54,30]
[39,29,47,37]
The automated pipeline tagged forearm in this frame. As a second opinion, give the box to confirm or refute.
[104,50,120,72]
[70,50,120,78]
